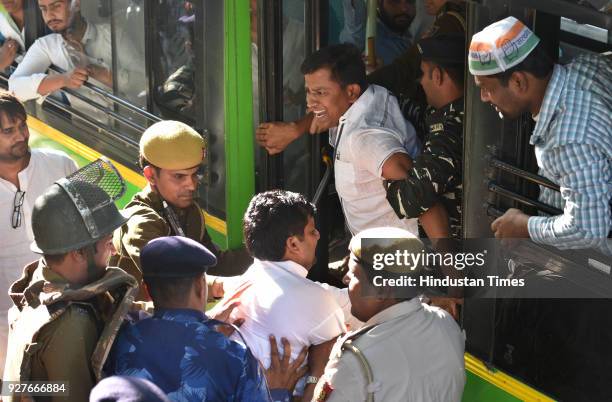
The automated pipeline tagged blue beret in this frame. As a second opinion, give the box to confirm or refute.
[141,236,217,278]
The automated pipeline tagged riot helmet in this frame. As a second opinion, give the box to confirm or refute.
[31,158,128,255]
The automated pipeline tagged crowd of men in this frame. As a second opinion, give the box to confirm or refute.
[0,0,610,400]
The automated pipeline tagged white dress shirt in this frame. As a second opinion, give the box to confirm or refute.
[316,298,466,402]
[330,84,420,236]
[9,22,111,122]
[227,259,347,370]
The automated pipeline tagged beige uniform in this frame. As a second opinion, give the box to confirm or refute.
[313,299,466,402]
[3,260,138,402]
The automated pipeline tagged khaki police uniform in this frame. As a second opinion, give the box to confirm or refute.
[3,260,138,402]
[313,299,465,402]
[111,120,251,299]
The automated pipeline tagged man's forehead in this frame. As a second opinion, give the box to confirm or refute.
[38,0,64,6]
[0,112,25,126]
[167,166,199,173]
[304,67,335,85]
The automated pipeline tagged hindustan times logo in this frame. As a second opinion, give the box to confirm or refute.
[372,250,487,271]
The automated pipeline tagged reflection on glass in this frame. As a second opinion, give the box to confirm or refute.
[152,0,196,117]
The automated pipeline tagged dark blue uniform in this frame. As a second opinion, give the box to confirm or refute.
[107,308,287,402]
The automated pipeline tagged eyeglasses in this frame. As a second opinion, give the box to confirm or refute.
[11,190,25,229]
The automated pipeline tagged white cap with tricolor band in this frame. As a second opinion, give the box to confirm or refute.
[468,16,540,76]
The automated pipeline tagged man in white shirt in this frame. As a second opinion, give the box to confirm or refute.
[0,91,76,375]
[9,0,113,121]
[224,190,349,401]
[259,44,421,236]
[314,227,465,402]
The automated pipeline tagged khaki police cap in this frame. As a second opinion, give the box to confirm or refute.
[140,120,205,170]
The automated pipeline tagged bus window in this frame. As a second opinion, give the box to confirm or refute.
[109,0,147,108]
[281,0,311,195]
[150,0,196,120]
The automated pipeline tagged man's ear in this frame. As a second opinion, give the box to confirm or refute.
[346,83,361,103]
[510,71,529,94]
[143,165,157,185]
[285,235,300,256]
[433,66,443,86]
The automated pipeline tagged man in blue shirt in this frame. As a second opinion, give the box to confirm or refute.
[340,0,426,66]
[469,16,611,255]
[106,236,307,402]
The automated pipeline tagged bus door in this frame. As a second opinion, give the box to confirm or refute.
[252,0,333,281]
[462,1,612,399]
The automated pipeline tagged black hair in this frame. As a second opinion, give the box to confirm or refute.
[0,91,26,127]
[426,62,465,87]
[145,275,199,307]
[243,190,316,261]
[138,156,161,173]
[301,43,368,92]
[490,42,553,86]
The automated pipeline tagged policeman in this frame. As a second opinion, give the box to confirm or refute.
[111,120,252,299]
[385,33,465,239]
[107,236,307,401]
[313,227,465,402]
[3,160,138,402]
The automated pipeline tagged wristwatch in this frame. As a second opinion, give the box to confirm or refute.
[305,375,319,385]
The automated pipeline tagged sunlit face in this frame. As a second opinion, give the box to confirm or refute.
[293,216,320,269]
[305,67,353,129]
[474,75,525,120]
[423,0,446,16]
[38,0,72,32]
[147,165,201,209]
[0,112,29,162]
[344,253,380,322]
[1,0,23,13]
[380,0,415,33]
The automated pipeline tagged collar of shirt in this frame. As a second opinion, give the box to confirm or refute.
[254,258,308,278]
[339,85,377,125]
[530,63,563,145]
[363,298,422,328]
[435,97,464,118]
[153,307,207,323]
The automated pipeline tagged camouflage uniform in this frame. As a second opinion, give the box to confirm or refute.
[111,185,251,298]
[386,98,464,238]
[3,259,138,402]
[367,2,466,103]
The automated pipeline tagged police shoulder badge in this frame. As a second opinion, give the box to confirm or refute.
[314,381,334,402]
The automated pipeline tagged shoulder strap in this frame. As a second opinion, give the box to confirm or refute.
[445,11,466,33]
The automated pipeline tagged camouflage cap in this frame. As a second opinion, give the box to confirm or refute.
[140,120,204,170]
[417,33,466,67]
[468,16,540,76]
[141,236,217,278]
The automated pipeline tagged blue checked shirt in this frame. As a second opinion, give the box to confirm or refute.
[107,309,290,402]
[527,54,612,255]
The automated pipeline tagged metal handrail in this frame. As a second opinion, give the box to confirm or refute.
[43,94,139,150]
[63,85,147,133]
[488,182,563,216]
[49,65,161,123]
[489,158,560,191]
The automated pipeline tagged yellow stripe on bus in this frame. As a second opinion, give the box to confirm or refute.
[27,116,228,236]
[465,353,556,402]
